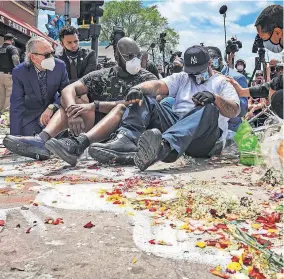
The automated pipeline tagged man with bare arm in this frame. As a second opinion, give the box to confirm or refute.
[89,46,240,171]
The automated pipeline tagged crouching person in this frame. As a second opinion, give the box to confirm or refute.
[89,45,240,171]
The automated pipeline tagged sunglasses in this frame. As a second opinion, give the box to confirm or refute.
[32,51,55,59]
[121,53,142,60]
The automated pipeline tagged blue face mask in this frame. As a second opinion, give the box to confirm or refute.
[212,58,220,70]
[190,71,210,85]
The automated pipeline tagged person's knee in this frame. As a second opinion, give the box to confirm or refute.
[76,95,89,104]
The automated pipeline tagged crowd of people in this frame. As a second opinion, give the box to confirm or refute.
[0,4,283,171]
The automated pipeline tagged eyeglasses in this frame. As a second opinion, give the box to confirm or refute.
[121,53,142,60]
[32,51,55,59]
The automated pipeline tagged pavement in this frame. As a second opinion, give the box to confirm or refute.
[0,132,279,279]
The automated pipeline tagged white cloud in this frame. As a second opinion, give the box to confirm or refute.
[153,0,282,73]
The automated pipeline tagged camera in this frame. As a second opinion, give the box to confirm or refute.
[226,36,242,54]
[169,51,182,63]
[106,26,125,54]
[252,34,264,53]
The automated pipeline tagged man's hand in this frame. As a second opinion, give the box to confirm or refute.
[226,76,238,87]
[66,103,94,118]
[192,91,216,106]
[68,115,85,136]
[40,108,54,126]
[125,87,143,106]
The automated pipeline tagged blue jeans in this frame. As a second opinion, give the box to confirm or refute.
[118,96,220,160]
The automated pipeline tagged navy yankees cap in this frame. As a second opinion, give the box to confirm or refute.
[184,45,210,74]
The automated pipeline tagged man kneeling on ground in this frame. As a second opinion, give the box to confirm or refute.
[89,45,240,171]
[3,37,157,164]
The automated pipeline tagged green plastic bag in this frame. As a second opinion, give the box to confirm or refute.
[234,121,263,166]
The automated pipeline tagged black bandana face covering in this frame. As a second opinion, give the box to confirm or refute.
[65,48,79,58]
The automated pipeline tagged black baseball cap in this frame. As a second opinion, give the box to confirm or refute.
[4,33,17,40]
[184,45,210,74]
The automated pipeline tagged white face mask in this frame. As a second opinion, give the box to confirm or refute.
[118,47,141,75]
[263,39,283,53]
[237,65,244,72]
[125,57,141,75]
[41,57,55,71]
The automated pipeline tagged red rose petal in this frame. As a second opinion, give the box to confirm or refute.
[84,221,95,228]
[186,208,192,214]
[231,256,239,262]
[215,224,229,230]
[0,220,5,226]
[149,239,156,245]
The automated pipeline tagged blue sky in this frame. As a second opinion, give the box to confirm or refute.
[37,0,283,73]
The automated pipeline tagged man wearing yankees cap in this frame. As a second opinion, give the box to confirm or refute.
[90,45,240,171]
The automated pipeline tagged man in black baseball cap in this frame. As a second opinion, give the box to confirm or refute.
[89,45,240,170]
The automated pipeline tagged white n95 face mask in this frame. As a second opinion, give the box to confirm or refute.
[125,57,141,75]
[117,46,141,75]
[41,57,55,71]
[237,65,244,72]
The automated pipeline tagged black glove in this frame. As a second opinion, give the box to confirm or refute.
[125,87,143,102]
[192,91,215,106]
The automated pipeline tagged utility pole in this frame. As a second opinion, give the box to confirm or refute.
[89,1,104,63]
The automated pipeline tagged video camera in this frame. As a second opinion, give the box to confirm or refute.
[106,26,125,55]
[169,51,182,63]
[97,56,116,70]
[226,36,242,54]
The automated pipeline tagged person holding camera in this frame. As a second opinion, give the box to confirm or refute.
[255,5,283,53]
[141,50,159,79]
[89,45,240,169]
[207,46,248,133]
[227,73,282,119]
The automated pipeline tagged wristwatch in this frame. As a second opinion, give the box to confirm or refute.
[48,104,58,112]
[93,100,100,112]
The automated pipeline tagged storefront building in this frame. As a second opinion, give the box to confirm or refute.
[0,1,56,60]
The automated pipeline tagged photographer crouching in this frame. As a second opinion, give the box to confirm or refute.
[227,4,283,119]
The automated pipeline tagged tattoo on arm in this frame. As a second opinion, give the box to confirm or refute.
[215,96,239,118]
[12,55,20,67]
[138,80,169,97]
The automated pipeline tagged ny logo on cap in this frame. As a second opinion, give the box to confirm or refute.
[191,56,198,64]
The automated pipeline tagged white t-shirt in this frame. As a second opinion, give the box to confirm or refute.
[162,72,240,140]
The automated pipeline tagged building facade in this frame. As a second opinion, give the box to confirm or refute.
[0,1,55,58]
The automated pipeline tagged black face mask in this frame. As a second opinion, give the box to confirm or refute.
[65,48,79,58]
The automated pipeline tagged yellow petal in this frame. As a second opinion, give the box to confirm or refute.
[132,258,137,264]
[226,262,242,271]
[180,223,190,230]
[128,212,134,216]
[195,241,206,248]
[215,266,221,271]
[268,229,278,233]
[251,223,262,230]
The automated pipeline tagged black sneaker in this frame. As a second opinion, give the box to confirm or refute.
[45,134,90,167]
[207,140,224,157]
[3,134,50,160]
[134,129,164,171]
[88,132,138,165]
